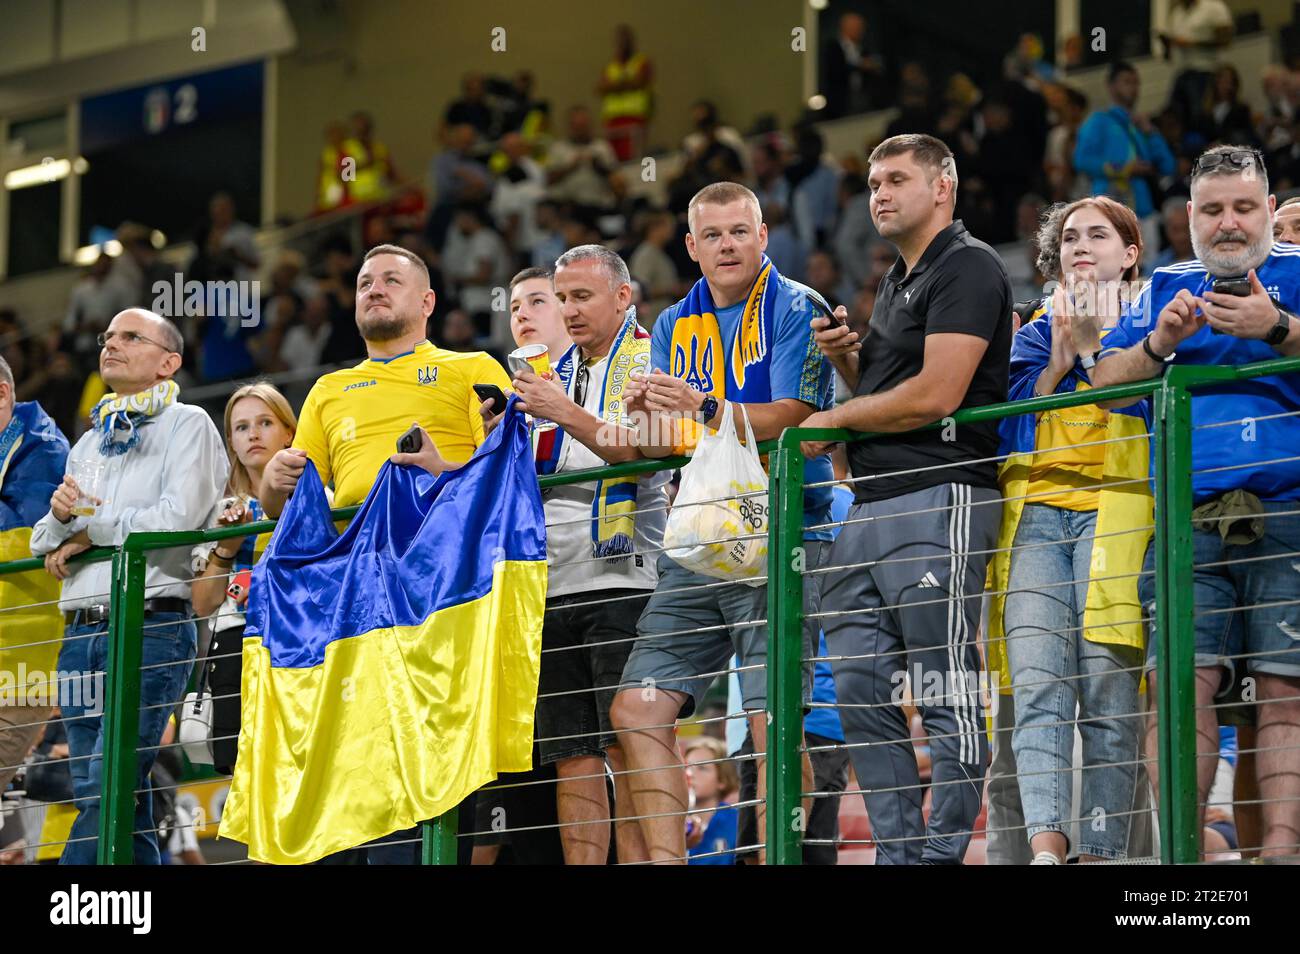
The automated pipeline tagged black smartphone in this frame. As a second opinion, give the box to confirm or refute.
[1208,278,1252,334]
[473,383,508,416]
[396,424,423,455]
[1211,278,1251,297]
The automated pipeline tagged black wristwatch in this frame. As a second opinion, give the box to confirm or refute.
[698,394,719,422]
[1266,304,1293,347]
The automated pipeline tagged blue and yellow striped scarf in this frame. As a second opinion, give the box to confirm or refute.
[536,310,651,558]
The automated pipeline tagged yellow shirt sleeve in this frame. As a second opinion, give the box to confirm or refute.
[292,383,333,490]
[468,355,513,447]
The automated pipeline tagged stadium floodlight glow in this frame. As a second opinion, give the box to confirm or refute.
[72,240,122,265]
[808,94,828,110]
[3,156,89,190]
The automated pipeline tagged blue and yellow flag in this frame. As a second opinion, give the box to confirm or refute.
[219,402,547,864]
[0,402,68,685]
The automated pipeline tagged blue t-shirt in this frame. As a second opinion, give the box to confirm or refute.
[1100,248,1300,503]
[652,275,836,538]
[803,484,852,742]
[687,803,739,865]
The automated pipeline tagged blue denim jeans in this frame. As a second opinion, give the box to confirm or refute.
[1005,505,1141,859]
[57,611,196,865]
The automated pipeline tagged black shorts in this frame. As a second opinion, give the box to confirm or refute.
[536,589,649,765]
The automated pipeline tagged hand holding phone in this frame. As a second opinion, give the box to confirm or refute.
[397,424,423,455]
[473,383,508,416]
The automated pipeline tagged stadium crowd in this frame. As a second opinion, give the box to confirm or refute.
[2,13,1300,866]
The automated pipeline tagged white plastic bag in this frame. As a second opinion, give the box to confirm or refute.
[663,401,768,585]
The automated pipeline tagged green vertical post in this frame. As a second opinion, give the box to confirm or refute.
[1152,373,1199,864]
[420,810,459,864]
[766,440,807,865]
[99,543,147,864]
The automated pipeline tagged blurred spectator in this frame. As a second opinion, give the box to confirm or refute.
[426,123,493,250]
[443,72,495,140]
[548,105,619,213]
[762,201,809,284]
[787,125,840,250]
[260,249,310,329]
[683,737,739,865]
[669,102,746,213]
[501,70,549,142]
[886,61,937,140]
[1043,87,1090,202]
[64,254,127,374]
[490,132,547,264]
[971,93,1041,244]
[315,121,353,214]
[442,204,511,342]
[993,193,1049,301]
[316,235,365,366]
[342,111,398,204]
[531,199,567,269]
[1003,33,1058,86]
[281,296,334,374]
[598,24,653,162]
[806,249,855,310]
[822,11,885,118]
[191,191,260,286]
[627,210,683,325]
[1075,62,1175,261]
[751,139,791,214]
[1153,195,1195,268]
[105,222,165,311]
[1260,66,1297,157]
[1160,0,1234,130]
[682,101,748,179]
[434,307,484,354]
[833,173,878,290]
[1206,65,1257,145]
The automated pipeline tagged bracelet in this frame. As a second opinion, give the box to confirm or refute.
[209,548,237,566]
[1141,333,1172,363]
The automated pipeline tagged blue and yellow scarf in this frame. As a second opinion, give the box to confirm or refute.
[536,310,650,559]
[668,255,793,455]
[89,380,179,456]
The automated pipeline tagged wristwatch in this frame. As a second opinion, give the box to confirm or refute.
[1266,304,1294,347]
[698,394,720,422]
[1080,350,1100,370]
[1141,333,1175,364]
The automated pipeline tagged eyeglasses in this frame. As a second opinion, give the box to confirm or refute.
[574,361,591,407]
[1191,148,1265,178]
[97,330,174,352]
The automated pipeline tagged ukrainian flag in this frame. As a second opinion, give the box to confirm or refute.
[0,403,68,686]
[218,402,547,864]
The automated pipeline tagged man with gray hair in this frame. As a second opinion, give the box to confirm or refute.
[30,307,227,864]
[505,245,665,864]
[1094,145,1300,858]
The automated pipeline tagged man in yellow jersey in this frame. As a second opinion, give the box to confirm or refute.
[260,243,510,518]
[259,243,510,864]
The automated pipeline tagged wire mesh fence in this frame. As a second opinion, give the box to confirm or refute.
[2,356,1298,864]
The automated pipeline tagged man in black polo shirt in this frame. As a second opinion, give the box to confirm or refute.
[801,134,1012,864]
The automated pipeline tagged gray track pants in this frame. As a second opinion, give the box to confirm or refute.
[820,482,1000,864]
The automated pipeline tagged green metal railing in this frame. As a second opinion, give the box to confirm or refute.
[2,354,1296,864]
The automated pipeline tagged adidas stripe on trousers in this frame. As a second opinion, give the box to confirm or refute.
[821,482,1000,864]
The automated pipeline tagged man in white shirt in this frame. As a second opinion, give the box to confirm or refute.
[30,308,227,864]
[506,250,666,864]
[442,204,512,346]
[1162,0,1234,127]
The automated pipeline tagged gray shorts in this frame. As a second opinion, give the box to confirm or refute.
[621,542,828,718]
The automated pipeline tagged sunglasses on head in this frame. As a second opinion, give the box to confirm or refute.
[1192,149,1265,177]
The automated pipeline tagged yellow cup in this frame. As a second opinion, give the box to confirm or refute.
[509,343,551,379]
